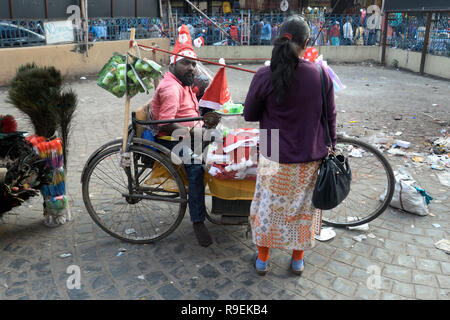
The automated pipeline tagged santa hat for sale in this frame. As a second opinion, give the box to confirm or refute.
[198,67,231,110]
[170,24,197,65]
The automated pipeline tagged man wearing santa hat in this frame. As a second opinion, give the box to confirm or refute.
[150,25,213,247]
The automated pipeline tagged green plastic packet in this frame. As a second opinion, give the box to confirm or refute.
[97,53,126,98]
[142,77,154,91]
[127,83,140,98]
[144,58,162,79]
[127,69,141,86]
[129,54,162,79]
[221,102,244,115]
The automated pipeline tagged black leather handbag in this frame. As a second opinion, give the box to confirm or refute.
[312,66,352,210]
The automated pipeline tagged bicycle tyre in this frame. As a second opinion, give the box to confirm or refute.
[321,136,395,228]
[82,144,187,243]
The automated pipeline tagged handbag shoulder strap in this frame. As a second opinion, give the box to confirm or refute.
[317,64,332,148]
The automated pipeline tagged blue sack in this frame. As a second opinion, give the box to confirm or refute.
[142,129,157,151]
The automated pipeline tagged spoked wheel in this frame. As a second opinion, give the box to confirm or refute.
[321,137,395,227]
[82,144,187,243]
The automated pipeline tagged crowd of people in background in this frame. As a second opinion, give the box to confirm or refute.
[167,11,448,54]
[162,13,383,47]
[85,11,383,47]
[1,9,447,56]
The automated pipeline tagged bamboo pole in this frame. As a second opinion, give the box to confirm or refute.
[168,0,175,42]
[85,0,89,57]
[122,28,136,152]
[80,0,89,57]
[152,42,160,89]
[138,43,257,74]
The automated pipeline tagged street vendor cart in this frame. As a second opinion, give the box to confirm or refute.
[81,109,395,243]
[80,31,394,243]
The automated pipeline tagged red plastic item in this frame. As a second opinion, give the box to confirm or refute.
[303,47,319,62]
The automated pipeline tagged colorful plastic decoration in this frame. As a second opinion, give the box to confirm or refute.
[26,134,70,226]
[316,57,346,92]
[302,47,346,92]
[303,47,319,62]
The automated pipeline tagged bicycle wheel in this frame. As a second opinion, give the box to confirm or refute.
[82,144,187,243]
[321,137,395,227]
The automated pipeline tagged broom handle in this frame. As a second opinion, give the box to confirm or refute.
[122,28,136,152]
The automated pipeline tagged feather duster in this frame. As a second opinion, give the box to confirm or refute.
[7,63,77,170]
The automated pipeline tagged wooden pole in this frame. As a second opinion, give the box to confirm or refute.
[381,12,388,65]
[168,1,175,42]
[85,0,89,57]
[152,42,160,89]
[9,0,13,18]
[45,0,49,19]
[420,12,432,74]
[122,28,136,152]
[80,0,89,57]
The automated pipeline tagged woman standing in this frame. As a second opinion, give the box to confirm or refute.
[244,16,337,276]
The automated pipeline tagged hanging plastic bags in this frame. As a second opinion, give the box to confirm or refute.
[302,47,346,92]
[97,53,162,98]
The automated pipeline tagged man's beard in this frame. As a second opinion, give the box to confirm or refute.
[173,69,195,86]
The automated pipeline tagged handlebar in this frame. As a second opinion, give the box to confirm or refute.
[132,108,243,128]
[133,115,204,126]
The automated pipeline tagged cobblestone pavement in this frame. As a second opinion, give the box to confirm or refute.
[0,63,449,300]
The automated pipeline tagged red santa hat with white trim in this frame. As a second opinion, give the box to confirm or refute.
[170,24,197,65]
[193,36,204,48]
[198,67,231,110]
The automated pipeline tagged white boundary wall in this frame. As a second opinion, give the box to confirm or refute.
[1,43,448,86]
[195,45,449,79]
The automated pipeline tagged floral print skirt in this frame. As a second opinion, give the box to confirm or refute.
[250,155,322,251]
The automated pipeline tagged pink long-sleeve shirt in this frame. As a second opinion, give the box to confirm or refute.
[151,71,202,137]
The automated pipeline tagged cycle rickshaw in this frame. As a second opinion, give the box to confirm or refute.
[81,110,395,244]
